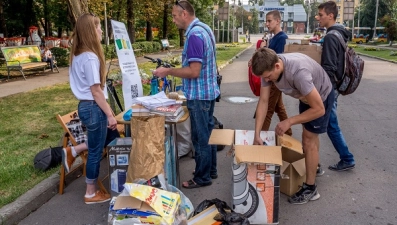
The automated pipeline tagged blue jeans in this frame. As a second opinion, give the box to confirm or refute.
[78,101,108,184]
[187,99,217,185]
[327,89,355,164]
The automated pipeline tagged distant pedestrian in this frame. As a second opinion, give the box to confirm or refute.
[41,46,55,72]
[316,1,355,171]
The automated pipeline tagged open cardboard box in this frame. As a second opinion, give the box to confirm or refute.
[109,195,163,224]
[209,129,305,224]
[284,42,322,64]
[277,134,306,196]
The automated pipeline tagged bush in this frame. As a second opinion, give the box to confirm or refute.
[103,44,117,60]
[348,44,357,48]
[51,47,70,67]
[390,51,397,56]
[364,47,377,51]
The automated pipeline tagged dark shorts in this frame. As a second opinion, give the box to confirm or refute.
[299,90,335,134]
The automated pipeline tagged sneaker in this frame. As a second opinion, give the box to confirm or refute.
[84,190,111,204]
[288,183,320,204]
[328,160,355,171]
[62,147,76,173]
[316,164,325,177]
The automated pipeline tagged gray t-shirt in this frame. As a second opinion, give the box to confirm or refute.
[261,53,332,102]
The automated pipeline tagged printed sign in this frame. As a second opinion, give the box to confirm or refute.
[111,20,143,109]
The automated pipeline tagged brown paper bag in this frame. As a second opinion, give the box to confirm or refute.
[126,115,165,182]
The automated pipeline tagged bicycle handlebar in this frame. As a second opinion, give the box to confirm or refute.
[144,55,175,68]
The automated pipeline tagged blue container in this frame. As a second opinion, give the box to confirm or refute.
[150,77,158,95]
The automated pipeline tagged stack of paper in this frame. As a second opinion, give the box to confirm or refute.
[131,91,176,110]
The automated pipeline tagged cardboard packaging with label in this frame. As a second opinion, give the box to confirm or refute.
[107,137,132,197]
[284,42,322,64]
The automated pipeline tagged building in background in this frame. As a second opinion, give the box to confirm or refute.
[243,0,307,34]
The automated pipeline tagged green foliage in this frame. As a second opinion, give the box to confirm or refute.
[364,47,377,51]
[50,47,69,67]
[103,44,117,60]
[348,44,358,48]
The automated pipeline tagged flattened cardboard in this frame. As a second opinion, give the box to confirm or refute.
[284,43,322,64]
[235,145,282,166]
[209,129,235,146]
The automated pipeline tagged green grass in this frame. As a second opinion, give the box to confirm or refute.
[0,43,250,208]
[353,46,397,62]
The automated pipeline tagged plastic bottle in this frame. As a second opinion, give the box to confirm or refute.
[150,76,158,95]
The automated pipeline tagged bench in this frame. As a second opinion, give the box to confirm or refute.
[160,39,175,51]
[0,45,49,80]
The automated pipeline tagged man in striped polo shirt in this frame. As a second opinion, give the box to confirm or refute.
[153,0,220,189]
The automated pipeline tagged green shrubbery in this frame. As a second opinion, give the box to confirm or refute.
[364,47,378,51]
[50,47,70,67]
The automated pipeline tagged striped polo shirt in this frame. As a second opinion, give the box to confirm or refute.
[182,18,220,100]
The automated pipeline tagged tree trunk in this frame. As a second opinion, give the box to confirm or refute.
[127,0,135,43]
[66,0,89,27]
[146,21,153,41]
[179,29,184,47]
[0,0,8,37]
[162,1,168,39]
[44,0,50,37]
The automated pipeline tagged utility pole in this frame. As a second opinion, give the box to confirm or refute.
[373,0,379,38]
[306,0,311,33]
[357,3,360,34]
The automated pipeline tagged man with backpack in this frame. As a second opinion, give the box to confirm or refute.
[317,1,355,171]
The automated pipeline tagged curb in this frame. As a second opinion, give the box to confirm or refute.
[356,52,397,64]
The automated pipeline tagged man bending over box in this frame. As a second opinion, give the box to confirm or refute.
[251,48,334,204]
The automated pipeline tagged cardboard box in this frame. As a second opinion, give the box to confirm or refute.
[210,129,282,224]
[277,135,306,196]
[107,138,132,197]
[284,43,322,64]
[187,205,221,225]
[209,130,304,224]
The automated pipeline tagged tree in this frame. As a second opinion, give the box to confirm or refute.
[65,0,88,27]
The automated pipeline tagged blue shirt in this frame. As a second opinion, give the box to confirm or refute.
[182,18,220,100]
[268,31,288,54]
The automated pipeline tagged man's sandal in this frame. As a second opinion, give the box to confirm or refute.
[182,179,212,189]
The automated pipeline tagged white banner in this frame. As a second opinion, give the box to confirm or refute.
[111,20,143,109]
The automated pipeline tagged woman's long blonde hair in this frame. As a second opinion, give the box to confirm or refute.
[69,13,106,89]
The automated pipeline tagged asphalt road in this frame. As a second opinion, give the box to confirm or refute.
[6,34,397,225]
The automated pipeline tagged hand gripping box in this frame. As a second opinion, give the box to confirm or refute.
[209,129,282,224]
[107,137,132,197]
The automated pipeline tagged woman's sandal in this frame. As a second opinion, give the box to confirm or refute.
[182,179,212,189]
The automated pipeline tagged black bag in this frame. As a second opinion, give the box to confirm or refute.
[328,30,365,95]
[214,116,225,151]
[193,198,250,225]
[33,146,63,171]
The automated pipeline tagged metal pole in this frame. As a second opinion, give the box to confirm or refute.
[352,3,355,37]
[373,0,379,38]
[227,3,230,43]
[104,2,109,45]
[306,1,310,33]
[217,19,220,42]
[222,21,225,43]
[232,13,235,43]
[357,4,360,34]
[241,7,244,34]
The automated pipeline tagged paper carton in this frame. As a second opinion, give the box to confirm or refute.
[284,43,322,64]
[277,135,306,196]
[209,129,282,224]
[187,205,221,225]
[107,138,132,197]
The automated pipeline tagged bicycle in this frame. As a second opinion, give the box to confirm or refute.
[144,55,176,94]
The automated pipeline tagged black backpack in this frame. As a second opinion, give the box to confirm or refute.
[328,30,365,95]
[33,146,63,171]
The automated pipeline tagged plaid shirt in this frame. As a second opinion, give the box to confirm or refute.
[182,18,220,100]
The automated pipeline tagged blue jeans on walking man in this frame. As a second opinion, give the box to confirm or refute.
[327,89,355,166]
[187,99,217,185]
